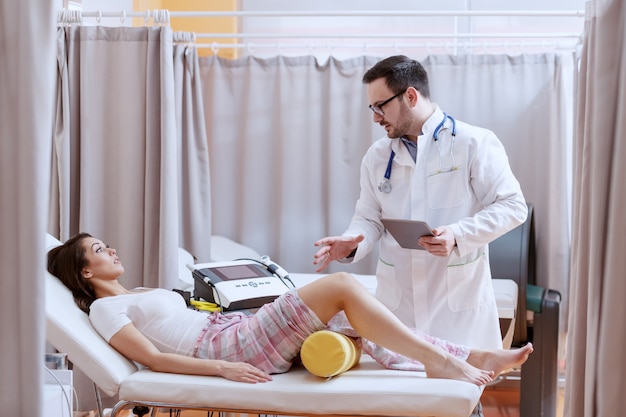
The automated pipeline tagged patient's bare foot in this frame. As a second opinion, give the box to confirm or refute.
[424,355,494,386]
[466,343,534,377]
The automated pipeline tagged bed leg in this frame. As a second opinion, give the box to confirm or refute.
[132,406,150,416]
[93,383,104,417]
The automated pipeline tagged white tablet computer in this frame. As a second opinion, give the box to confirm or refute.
[381,218,434,250]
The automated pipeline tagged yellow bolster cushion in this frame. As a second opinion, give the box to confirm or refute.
[300,330,361,378]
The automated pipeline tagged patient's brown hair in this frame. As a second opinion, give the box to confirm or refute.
[47,233,97,314]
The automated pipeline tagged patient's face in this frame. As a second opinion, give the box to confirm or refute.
[81,237,124,281]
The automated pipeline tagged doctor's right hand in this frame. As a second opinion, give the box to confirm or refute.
[313,235,364,272]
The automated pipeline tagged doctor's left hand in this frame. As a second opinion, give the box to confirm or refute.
[418,226,456,257]
[313,234,365,272]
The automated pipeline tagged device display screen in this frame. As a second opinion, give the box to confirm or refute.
[211,264,270,281]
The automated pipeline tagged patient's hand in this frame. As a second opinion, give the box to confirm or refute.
[218,361,273,383]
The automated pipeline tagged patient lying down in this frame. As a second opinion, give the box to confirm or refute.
[47,233,532,386]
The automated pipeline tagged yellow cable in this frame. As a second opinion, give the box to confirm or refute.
[190,300,221,312]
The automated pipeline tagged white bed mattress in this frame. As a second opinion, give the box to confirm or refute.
[119,357,481,417]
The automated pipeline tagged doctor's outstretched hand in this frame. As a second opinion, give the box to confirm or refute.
[313,234,365,272]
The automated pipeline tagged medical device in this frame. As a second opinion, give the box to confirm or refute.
[378,113,457,193]
[381,218,434,250]
[192,258,293,311]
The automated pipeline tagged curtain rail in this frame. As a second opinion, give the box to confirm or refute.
[59,9,584,52]
[196,41,580,51]
[70,9,585,19]
[168,10,586,18]
[195,32,582,40]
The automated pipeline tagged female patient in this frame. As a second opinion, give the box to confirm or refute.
[48,233,532,385]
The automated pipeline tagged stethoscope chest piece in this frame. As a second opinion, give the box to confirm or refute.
[378,179,392,193]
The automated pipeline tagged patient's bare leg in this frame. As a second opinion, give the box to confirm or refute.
[467,343,534,377]
[297,272,494,386]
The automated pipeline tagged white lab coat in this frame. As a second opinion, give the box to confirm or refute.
[345,107,527,350]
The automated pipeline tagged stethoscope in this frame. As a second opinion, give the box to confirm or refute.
[378,113,457,193]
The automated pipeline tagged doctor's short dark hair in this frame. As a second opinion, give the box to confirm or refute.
[362,55,431,100]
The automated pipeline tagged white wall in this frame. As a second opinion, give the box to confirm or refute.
[74,1,586,59]
[237,1,585,59]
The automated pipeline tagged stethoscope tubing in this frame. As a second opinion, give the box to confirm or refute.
[378,113,457,193]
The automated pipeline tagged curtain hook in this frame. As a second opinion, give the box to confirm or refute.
[120,10,126,24]
[211,41,220,54]
[144,10,151,25]
[73,9,83,25]
[96,10,102,24]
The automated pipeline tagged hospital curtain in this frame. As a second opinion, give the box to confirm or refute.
[0,1,56,416]
[49,26,212,411]
[199,53,574,330]
[200,55,381,273]
[51,25,179,291]
[173,38,212,263]
[565,0,626,416]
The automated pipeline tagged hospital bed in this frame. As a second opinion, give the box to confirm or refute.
[45,233,519,417]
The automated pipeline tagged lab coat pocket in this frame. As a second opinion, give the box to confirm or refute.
[446,254,490,312]
[375,258,401,310]
[426,169,465,209]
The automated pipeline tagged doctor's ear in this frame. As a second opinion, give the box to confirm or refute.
[405,87,420,106]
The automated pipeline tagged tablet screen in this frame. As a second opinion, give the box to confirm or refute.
[381,218,434,250]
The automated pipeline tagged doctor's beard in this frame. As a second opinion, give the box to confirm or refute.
[383,102,413,139]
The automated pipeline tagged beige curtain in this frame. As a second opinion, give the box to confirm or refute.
[51,26,179,290]
[0,1,56,416]
[173,38,212,263]
[47,26,212,411]
[200,55,381,273]
[200,53,574,327]
[565,0,626,416]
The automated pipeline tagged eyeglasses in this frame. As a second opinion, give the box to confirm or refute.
[369,91,404,116]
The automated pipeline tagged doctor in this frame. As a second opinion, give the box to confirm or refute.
[314,55,527,354]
